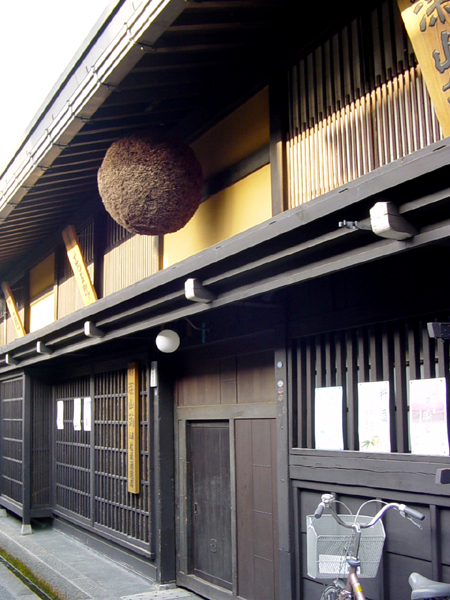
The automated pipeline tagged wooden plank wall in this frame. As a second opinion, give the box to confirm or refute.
[292,456,450,600]
[102,216,157,297]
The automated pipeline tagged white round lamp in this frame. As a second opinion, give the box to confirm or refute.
[156,329,180,353]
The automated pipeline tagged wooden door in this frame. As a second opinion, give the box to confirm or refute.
[236,419,279,600]
[189,421,232,590]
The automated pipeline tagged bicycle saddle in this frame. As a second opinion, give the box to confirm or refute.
[409,572,450,599]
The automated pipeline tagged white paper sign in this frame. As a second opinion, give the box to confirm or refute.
[73,397,82,431]
[315,386,344,450]
[56,400,64,430]
[358,381,391,452]
[409,378,449,455]
[83,397,91,432]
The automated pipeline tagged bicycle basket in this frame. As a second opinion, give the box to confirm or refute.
[306,514,385,580]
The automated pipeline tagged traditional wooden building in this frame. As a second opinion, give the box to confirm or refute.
[0,1,450,599]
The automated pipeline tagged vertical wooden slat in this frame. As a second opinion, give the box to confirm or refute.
[286,0,443,209]
[335,332,348,449]
[393,323,408,452]
[346,330,358,451]
[305,339,316,449]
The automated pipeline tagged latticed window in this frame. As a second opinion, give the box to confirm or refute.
[292,318,450,454]
[0,377,24,504]
[287,0,443,208]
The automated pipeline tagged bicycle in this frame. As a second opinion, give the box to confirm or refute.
[307,493,450,599]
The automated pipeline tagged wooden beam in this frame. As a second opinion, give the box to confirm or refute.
[1,281,26,338]
[62,225,97,306]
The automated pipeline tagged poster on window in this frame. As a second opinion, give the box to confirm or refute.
[56,400,64,430]
[73,397,82,431]
[409,378,449,455]
[83,397,91,432]
[358,381,391,452]
[315,386,344,450]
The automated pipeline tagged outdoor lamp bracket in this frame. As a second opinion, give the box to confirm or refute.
[185,278,215,303]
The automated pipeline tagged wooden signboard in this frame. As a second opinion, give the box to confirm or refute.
[1,281,26,338]
[398,0,450,137]
[127,362,140,494]
[61,225,97,306]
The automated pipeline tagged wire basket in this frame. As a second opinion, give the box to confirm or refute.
[306,514,385,580]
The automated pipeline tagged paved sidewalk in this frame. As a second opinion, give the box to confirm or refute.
[0,510,202,600]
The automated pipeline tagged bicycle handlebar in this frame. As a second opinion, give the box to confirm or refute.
[312,494,425,530]
[402,505,425,521]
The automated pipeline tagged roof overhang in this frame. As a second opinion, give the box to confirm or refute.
[1,136,449,374]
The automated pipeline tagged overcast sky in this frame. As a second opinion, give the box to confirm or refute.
[0,0,113,171]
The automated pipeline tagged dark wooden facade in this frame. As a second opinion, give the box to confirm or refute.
[0,1,450,599]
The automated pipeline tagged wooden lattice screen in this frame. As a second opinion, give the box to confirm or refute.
[287,0,443,207]
[0,377,24,505]
[94,367,151,546]
[54,377,91,518]
[54,368,151,551]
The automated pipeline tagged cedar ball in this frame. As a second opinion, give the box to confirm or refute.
[97,132,203,235]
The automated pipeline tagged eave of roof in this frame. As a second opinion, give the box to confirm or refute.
[0,0,186,225]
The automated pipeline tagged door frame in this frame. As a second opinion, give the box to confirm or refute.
[175,403,276,600]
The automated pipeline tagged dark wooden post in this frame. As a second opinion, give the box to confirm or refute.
[275,309,294,600]
[152,356,176,583]
[270,71,288,216]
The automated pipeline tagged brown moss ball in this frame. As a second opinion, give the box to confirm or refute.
[97,132,203,235]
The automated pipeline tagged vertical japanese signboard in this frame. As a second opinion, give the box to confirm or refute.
[127,362,140,494]
[1,281,26,338]
[398,0,450,137]
[61,225,97,306]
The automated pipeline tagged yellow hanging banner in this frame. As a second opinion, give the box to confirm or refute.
[1,281,26,338]
[397,0,450,137]
[61,225,97,306]
[127,362,140,494]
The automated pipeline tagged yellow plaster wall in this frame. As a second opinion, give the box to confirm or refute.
[30,254,55,297]
[163,165,271,268]
[191,87,269,179]
[164,87,271,268]
[29,254,55,332]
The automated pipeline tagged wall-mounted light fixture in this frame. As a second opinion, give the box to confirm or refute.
[369,202,417,240]
[36,341,52,355]
[84,321,104,338]
[185,278,215,303]
[339,201,417,240]
[5,353,18,366]
[155,329,180,353]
